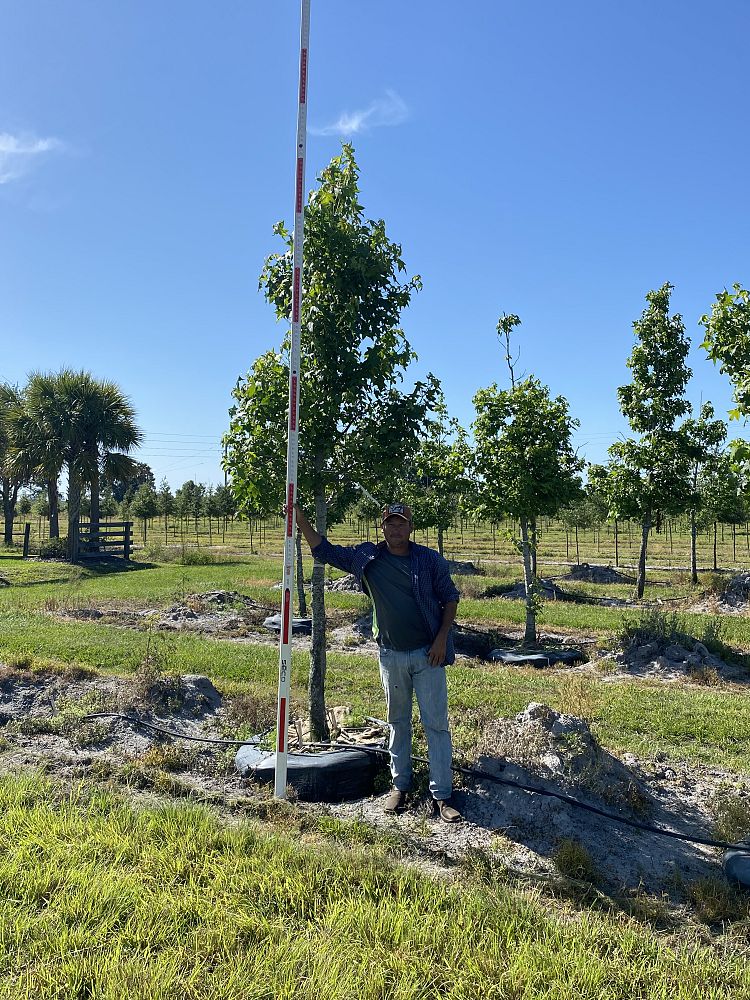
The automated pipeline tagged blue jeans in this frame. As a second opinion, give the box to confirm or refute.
[378,644,453,801]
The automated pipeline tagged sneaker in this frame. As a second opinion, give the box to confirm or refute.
[434,798,462,823]
[384,788,408,814]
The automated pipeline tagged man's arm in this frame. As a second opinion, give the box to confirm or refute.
[294,503,323,550]
[427,600,458,666]
[292,503,363,576]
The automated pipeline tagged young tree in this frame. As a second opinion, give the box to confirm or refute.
[225,145,436,739]
[395,395,476,557]
[701,284,750,420]
[130,483,159,544]
[558,496,603,565]
[681,402,727,582]
[157,478,174,542]
[603,284,693,598]
[473,315,583,644]
[697,452,745,570]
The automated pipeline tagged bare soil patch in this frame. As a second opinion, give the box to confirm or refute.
[330,702,748,900]
[1,664,745,904]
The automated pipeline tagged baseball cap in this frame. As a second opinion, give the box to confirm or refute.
[380,503,413,524]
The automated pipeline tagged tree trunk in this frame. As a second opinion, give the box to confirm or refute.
[614,518,619,567]
[67,470,82,562]
[690,510,698,585]
[295,528,307,617]
[437,525,444,557]
[48,479,60,538]
[530,518,538,577]
[308,488,329,742]
[2,479,18,546]
[713,522,718,572]
[575,525,580,565]
[520,516,536,646]
[635,514,651,599]
[89,469,100,552]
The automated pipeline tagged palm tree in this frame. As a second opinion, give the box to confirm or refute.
[8,373,66,537]
[54,371,142,560]
[8,371,142,560]
[0,383,27,546]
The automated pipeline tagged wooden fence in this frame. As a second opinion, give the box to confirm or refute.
[77,521,133,561]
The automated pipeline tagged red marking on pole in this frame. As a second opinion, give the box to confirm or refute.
[282,588,291,643]
[299,48,308,104]
[278,697,287,753]
[292,267,301,322]
[286,483,295,534]
[290,375,298,431]
[296,157,304,215]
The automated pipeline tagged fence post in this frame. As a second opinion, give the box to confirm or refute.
[124,522,132,561]
[23,523,30,558]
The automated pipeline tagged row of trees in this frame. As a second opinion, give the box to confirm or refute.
[223,144,750,739]
[0,371,142,559]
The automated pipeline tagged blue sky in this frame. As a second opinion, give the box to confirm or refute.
[2,1,748,490]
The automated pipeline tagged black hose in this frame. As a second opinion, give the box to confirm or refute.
[81,712,267,747]
[80,713,749,853]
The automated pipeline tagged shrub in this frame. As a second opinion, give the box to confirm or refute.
[38,537,68,560]
[178,547,218,566]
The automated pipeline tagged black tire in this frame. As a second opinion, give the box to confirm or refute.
[235,745,385,802]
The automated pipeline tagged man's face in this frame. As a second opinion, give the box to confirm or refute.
[381,515,412,551]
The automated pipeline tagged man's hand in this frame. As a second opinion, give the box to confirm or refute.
[427,634,448,666]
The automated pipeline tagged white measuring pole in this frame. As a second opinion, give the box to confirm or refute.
[275,0,311,799]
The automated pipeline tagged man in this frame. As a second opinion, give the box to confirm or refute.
[294,501,462,822]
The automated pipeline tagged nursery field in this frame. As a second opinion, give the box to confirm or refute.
[1,537,750,998]
[14,510,750,573]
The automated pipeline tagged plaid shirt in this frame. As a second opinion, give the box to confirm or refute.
[311,537,460,664]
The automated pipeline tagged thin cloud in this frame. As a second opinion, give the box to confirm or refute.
[0,131,64,184]
[311,90,409,137]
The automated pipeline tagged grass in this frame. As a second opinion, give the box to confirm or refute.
[2,534,750,986]
[0,770,748,1000]
[2,609,750,771]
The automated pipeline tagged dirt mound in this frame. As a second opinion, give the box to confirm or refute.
[563,563,633,584]
[718,572,750,609]
[600,633,747,683]
[330,701,741,896]
[477,703,649,813]
[60,592,270,637]
[493,579,571,602]
[447,559,482,576]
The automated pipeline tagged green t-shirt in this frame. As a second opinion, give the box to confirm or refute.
[363,551,433,651]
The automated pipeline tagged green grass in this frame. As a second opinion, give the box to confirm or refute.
[2,609,750,771]
[0,770,747,1000]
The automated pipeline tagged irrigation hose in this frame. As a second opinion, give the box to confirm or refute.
[80,713,749,854]
[81,712,269,747]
